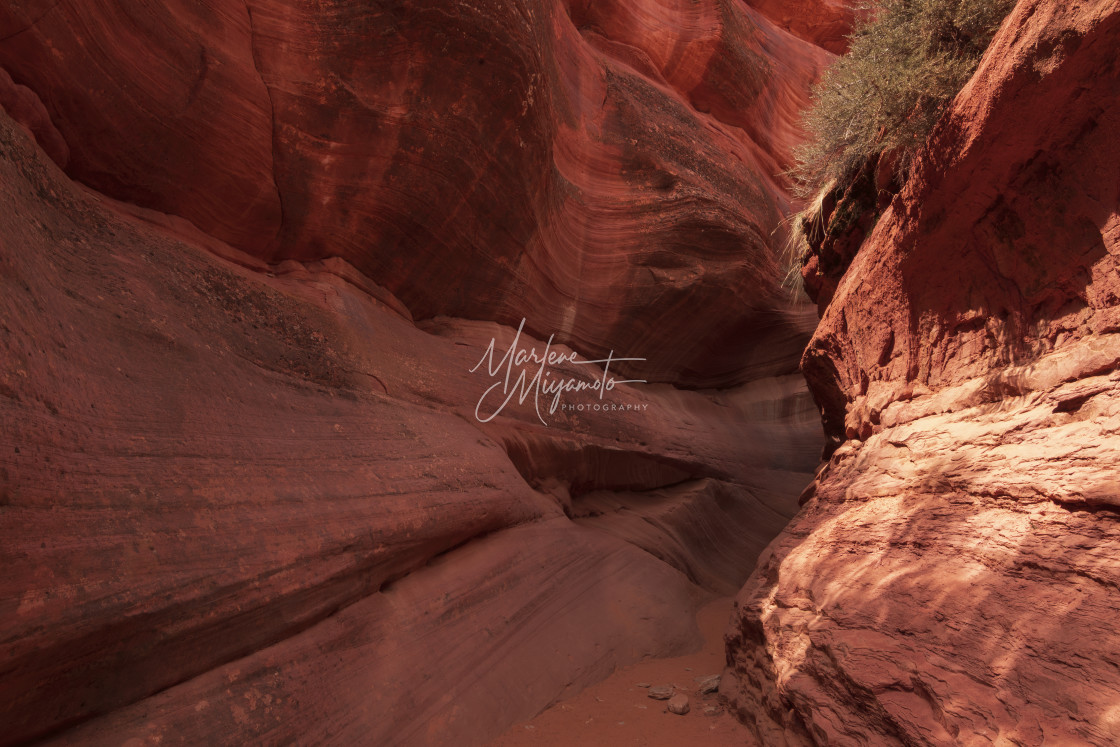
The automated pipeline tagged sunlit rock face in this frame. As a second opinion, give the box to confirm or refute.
[742,0,857,54]
[0,0,836,743]
[0,0,830,387]
[724,1,1120,744]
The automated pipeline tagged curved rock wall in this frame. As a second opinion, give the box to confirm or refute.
[743,0,857,54]
[724,1,1120,743]
[0,0,831,387]
[0,0,841,743]
[0,102,822,744]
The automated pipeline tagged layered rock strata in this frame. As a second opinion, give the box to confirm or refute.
[0,0,839,739]
[725,1,1120,744]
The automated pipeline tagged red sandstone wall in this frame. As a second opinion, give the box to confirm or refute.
[724,2,1120,743]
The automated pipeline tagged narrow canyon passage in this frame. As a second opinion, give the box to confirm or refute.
[0,0,834,743]
[0,99,822,744]
[6,0,1119,745]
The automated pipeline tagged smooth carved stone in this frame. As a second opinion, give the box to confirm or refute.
[0,102,823,744]
[0,67,67,167]
[0,0,844,743]
[0,0,830,388]
[743,0,859,54]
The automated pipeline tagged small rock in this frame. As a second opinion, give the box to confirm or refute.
[704,705,719,716]
[636,682,651,688]
[695,674,720,694]
[667,693,690,715]
[647,685,673,700]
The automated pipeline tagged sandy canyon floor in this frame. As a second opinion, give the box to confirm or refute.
[492,598,754,746]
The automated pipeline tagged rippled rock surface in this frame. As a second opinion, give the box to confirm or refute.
[0,0,835,742]
[0,0,831,387]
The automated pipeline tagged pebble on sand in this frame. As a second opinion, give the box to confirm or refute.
[667,694,690,715]
[695,674,720,694]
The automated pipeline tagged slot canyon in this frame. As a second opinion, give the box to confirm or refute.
[0,0,1117,744]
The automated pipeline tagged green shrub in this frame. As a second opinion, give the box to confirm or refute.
[792,0,1015,195]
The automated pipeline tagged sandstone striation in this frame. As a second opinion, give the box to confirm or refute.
[743,0,858,54]
[0,0,841,740]
[724,1,1120,743]
[0,0,830,388]
[0,0,826,731]
[0,102,821,743]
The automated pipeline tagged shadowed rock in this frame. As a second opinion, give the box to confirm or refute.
[0,0,831,388]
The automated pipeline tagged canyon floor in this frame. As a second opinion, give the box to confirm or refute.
[491,597,754,747]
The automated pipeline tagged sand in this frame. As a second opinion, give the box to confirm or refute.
[490,597,757,746]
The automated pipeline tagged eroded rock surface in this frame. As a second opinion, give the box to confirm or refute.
[0,0,835,734]
[0,0,830,387]
[744,0,857,54]
[0,98,822,744]
[725,1,1120,744]
[0,0,846,743]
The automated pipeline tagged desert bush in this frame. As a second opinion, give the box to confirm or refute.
[781,0,1015,296]
[792,0,1016,195]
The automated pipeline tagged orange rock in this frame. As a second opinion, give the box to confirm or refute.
[0,0,842,743]
[0,66,821,747]
[0,0,830,387]
[743,0,858,54]
[725,1,1120,743]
